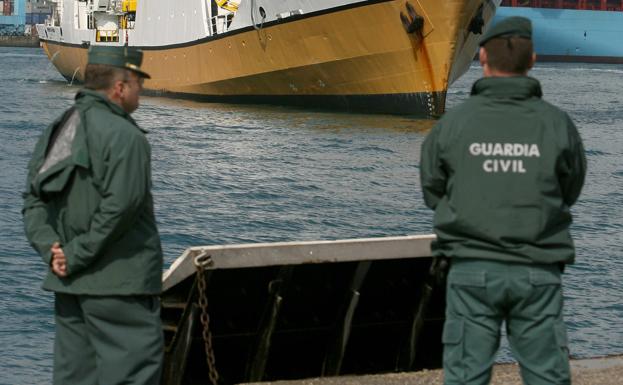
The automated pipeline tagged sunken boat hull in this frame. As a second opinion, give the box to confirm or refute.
[160,235,444,384]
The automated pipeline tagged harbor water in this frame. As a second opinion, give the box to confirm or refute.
[1,47,621,384]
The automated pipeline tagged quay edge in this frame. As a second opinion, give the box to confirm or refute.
[0,35,39,47]
[242,355,623,385]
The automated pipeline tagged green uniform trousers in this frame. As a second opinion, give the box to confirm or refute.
[443,259,570,385]
[54,293,164,385]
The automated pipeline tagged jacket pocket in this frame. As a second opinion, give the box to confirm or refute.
[442,318,464,345]
[449,271,486,287]
[442,318,465,382]
[447,270,494,316]
[529,270,561,286]
[527,270,563,316]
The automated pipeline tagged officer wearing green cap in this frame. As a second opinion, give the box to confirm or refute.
[420,16,586,385]
[23,45,163,384]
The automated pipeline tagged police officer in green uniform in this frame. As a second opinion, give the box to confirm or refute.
[23,46,163,384]
[420,17,586,385]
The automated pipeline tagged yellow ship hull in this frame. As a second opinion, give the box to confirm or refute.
[41,0,496,116]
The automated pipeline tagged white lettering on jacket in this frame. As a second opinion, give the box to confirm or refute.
[469,142,539,173]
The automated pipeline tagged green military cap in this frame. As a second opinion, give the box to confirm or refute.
[479,16,532,46]
[88,45,151,79]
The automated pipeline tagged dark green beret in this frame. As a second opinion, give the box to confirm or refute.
[479,16,532,46]
[88,45,151,79]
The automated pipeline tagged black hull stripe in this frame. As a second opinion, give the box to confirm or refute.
[537,54,623,65]
[140,90,447,117]
[40,0,395,50]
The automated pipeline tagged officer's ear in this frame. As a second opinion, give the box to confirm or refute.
[528,52,537,71]
[113,79,124,94]
[479,47,487,66]
[105,78,126,105]
[479,47,492,77]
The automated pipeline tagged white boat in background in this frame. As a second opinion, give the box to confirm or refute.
[37,0,501,116]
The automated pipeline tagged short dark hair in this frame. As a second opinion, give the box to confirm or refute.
[483,37,533,74]
[84,64,130,90]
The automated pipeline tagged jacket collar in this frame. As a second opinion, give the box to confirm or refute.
[470,76,543,99]
[30,89,143,194]
[30,108,89,195]
[75,88,146,133]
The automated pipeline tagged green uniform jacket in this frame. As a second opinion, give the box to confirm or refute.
[420,76,586,265]
[23,89,163,295]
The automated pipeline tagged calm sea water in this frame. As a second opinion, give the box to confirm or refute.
[1,47,621,384]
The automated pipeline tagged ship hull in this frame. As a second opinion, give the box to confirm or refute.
[40,0,500,116]
[146,90,448,116]
[494,7,623,64]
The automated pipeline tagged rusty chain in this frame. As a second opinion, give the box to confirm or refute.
[194,252,219,385]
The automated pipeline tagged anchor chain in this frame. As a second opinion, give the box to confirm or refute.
[194,252,219,385]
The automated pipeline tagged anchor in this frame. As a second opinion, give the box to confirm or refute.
[400,2,424,35]
[468,4,485,35]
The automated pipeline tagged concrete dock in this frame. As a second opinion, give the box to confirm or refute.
[245,355,623,385]
[0,35,39,47]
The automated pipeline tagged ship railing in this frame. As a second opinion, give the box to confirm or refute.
[95,29,119,43]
